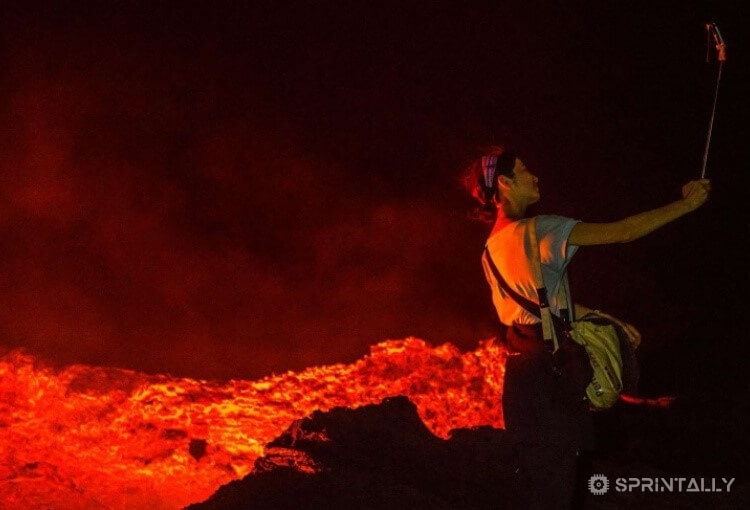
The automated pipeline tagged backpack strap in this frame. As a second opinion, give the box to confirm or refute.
[483,247,541,319]
[527,217,560,352]
[558,272,574,323]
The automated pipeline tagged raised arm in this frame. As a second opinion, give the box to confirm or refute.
[568,179,711,246]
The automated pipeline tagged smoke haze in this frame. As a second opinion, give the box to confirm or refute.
[0,2,744,383]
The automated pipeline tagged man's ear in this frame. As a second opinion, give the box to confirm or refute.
[497,175,513,191]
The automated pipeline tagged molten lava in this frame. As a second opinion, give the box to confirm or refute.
[0,337,508,508]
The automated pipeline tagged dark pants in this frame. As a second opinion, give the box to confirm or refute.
[515,442,578,510]
[503,323,594,510]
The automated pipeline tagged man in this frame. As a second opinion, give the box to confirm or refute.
[464,147,710,509]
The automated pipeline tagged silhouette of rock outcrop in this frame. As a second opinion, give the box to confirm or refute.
[187,396,523,509]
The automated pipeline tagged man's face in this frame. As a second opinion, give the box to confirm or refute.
[509,159,540,204]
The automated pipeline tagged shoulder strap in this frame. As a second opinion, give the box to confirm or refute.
[527,217,560,352]
[558,272,574,323]
[483,247,540,318]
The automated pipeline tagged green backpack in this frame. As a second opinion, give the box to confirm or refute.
[569,316,627,409]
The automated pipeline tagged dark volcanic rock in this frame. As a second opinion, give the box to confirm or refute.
[187,396,523,510]
[186,395,750,509]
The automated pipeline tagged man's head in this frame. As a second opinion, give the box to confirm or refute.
[497,158,540,206]
[463,146,539,221]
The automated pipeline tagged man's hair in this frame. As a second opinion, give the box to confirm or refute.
[461,145,517,223]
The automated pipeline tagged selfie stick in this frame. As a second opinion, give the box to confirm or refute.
[700,23,726,179]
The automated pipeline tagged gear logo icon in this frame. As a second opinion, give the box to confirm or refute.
[588,474,610,495]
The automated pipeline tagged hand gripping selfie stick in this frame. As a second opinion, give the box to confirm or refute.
[700,22,727,179]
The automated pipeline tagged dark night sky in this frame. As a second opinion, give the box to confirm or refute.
[0,0,747,401]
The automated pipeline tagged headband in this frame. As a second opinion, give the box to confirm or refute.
[481,155,498,190]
